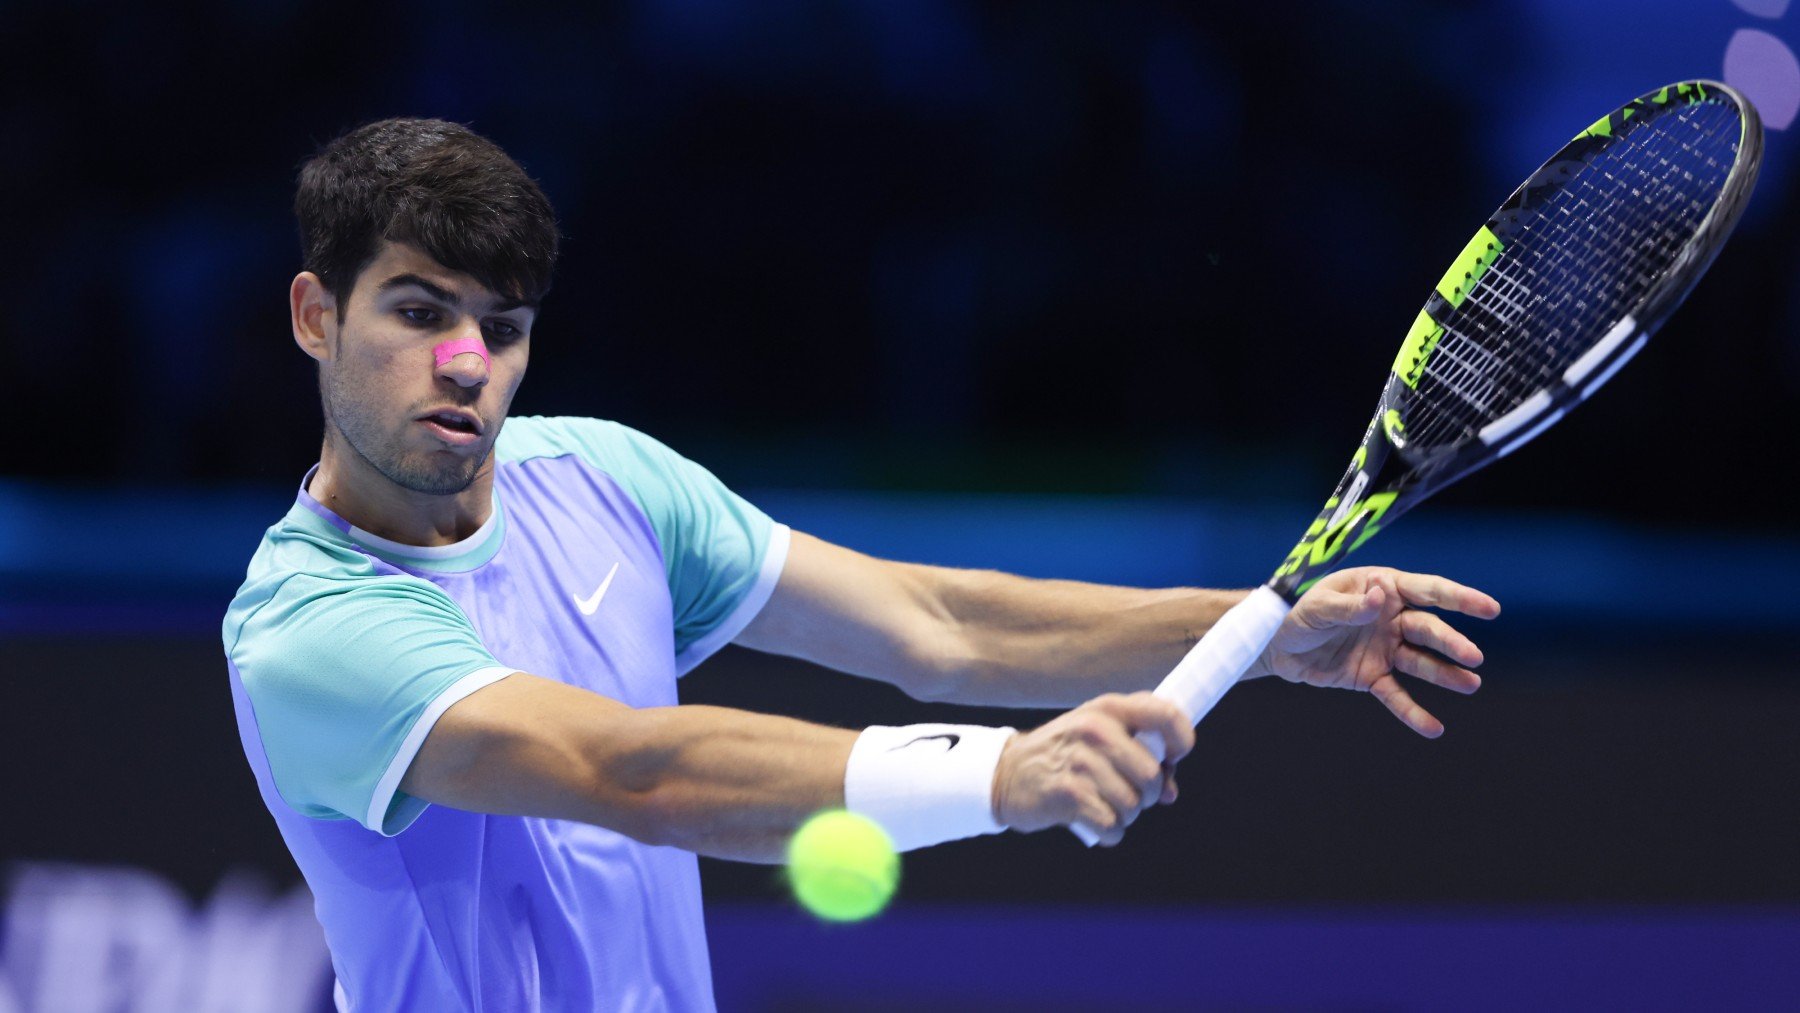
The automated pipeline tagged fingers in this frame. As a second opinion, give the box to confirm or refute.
[1367,672,1445,739]
[1396,610,1485,673]
[1293,584,1386,631]
[1064,770,1134,847]
[1081,745,1153,825]
[1392,572,1502,620]
[1391,592,1487,701]
[1392,642,1482,694]
[1056,743,1151,847]
[1074,699,1173,811]
[1087,692,1196,764]
[1049,693,1194,845]
[998,692,1197,845]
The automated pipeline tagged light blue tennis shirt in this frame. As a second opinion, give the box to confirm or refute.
[222,416,789,1012]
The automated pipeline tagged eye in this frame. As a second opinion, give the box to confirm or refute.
[399,307,440,326]
[485,320,526,343]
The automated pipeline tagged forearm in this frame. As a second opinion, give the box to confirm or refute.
[406,674,855,863]
[735,532,1260,710]
[594,703,855,862]
[927,568,1253,707]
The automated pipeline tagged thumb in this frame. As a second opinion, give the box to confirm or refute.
[1298,583,1385,630]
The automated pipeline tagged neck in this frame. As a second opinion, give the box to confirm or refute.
[308,430,495,547]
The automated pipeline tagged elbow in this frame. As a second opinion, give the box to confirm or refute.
[605,777,766,859]
[612,787,689,849]
[893,564,998,704]
[566,728,690,848]
[900,666,964,703]
[900,676,955,704]
[577,732,728,852]
[894,633,978,703]
[582,775,694,850]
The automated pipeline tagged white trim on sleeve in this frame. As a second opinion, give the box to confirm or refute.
[366,665,519,835]
[673,523,791,676]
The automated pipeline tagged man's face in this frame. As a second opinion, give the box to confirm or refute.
[320,242,535,496]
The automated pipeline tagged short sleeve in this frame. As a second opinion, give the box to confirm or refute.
[228,573,514,835]
[498,417,788,673]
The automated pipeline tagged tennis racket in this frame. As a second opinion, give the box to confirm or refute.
[1076,79,1762,845]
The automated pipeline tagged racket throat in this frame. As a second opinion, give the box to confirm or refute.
[1271,422,1415,599]
[1325,470,1371,529]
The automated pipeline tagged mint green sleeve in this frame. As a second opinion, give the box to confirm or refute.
[227,573,514,835]
[499,416,786,673]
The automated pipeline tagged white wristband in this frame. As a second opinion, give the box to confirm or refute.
[843,723,1016,852]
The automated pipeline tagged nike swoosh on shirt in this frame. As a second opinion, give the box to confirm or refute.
[572,562,621,616]
[890,733,961,753]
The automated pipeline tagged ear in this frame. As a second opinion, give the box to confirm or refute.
[290,272,337,363]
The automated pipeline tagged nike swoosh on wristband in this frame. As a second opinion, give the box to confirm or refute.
[890,733,961,753]
[572,562,621,616]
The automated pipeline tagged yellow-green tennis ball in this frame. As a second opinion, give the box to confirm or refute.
[786,809,899,922]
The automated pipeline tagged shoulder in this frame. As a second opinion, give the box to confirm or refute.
[224,514,367,649]
[494,415,716,504]
[223,523,466,667]
[496,415,654,466]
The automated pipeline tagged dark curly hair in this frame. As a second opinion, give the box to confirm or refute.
[295,118,560,310]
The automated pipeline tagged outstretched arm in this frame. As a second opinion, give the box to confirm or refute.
[735,532,1500,734]
[735,532,1246,707]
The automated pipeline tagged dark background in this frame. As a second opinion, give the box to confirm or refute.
[3,0,1798,1007]
[7,1,1798,517]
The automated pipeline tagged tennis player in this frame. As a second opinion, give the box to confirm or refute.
[223,118,1500,1011]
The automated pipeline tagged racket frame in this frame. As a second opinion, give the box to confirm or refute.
[1070,80,1762,846]
[1268,80,1762,604]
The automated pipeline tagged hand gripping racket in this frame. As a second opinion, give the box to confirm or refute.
[1076,80,1761,845]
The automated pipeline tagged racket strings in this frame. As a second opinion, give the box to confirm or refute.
[1405,100,1741,451]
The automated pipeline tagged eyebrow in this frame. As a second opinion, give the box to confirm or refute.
[376,273,535,313]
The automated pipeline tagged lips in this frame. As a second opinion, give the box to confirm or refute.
[419,408,483,434]
[418,408,484,445]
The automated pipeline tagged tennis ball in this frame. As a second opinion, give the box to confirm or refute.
[785,809,899,922]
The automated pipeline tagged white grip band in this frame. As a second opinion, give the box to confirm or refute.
[844,723,1016,852]
[1072,585,1293,846]
[1152,584,1292,727]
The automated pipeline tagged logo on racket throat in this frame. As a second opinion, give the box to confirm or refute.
[1276,487,1398,582]
[1382,409,1408,449]
[1326,471,1371,529]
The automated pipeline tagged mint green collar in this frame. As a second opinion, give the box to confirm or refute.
[290,465,507,573]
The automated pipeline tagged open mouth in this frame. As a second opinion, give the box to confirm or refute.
[420,410,483,442]
[426,412,479,434]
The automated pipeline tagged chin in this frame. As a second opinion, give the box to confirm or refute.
[383,452,485,496]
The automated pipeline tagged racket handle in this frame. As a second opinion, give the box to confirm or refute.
[1070,586,1291,846]
[1152,585,1291,725]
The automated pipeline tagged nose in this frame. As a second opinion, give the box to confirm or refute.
[432,334,490,389]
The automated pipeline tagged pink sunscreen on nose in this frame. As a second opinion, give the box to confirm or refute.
[432,336,490,370]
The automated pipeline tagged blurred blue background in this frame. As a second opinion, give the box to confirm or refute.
[3,0,1798,1008]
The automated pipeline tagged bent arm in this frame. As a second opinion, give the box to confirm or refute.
[399,671,855,863]
[735,531,1248,708]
